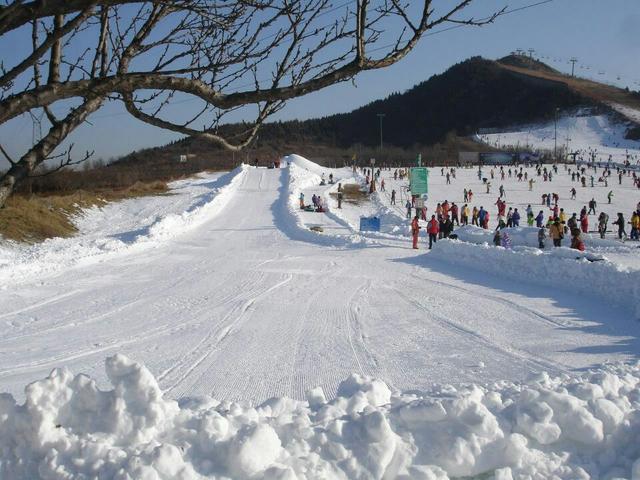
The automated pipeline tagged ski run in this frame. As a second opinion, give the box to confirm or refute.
[1,147,640,479]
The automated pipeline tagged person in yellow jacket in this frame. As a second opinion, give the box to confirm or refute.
[472,206,479,226]
[630,211,640,241]
[559,208,567,223]
[549,220,565,247]
[461,204,470,225]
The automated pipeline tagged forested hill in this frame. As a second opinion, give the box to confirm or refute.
[119,55,618,165]
[266,55,587,148]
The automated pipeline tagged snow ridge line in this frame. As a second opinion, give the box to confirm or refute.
[429,239,640,318]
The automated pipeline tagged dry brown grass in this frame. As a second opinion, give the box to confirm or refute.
[499,63,640,112]
[0,180,168,243]
[329,183,369,206]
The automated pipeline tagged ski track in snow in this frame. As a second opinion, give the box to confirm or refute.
[0,156,639,406]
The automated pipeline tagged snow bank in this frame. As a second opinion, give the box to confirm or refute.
[2,355,640,479]
[429,236,640,317]
[276,161,366,247]
[0,166,247,285]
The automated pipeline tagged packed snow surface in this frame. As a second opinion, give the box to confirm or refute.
[1,151,640,478]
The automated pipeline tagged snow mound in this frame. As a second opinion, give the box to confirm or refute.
[2,355,640,479]
[428,236,640,317]
[284,153,330,176]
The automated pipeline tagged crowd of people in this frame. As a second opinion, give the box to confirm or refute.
[399,162,640,251]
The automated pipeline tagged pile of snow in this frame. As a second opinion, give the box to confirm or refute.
[1,355,640,479]
[428,236,640,317]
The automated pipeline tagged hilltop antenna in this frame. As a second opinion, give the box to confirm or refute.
[569,57,578,77]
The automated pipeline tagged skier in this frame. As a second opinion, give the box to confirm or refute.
[607,190,613,204]
[299,192,305,209]
[570,187,576,199]
[588,198,597,215]
[427,215,439,249]
[405,199,412,219]
[411,215,421,249]
[391,189,396,205]
[535,210,545,228]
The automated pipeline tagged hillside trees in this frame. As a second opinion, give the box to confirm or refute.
[0,0,503,206]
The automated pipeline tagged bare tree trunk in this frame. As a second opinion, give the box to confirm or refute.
[0,96,103,207]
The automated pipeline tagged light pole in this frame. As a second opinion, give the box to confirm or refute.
[554,108,559,162]
[376,113,385,151]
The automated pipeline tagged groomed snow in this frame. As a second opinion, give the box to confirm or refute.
[476,112,640,164]
[1,151,640,479]
[1,354,639,479]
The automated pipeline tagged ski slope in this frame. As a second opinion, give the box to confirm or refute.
[1,156,640,478]
[477,111,640,165]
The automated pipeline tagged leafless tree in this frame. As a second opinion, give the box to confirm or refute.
[0,0,503,206]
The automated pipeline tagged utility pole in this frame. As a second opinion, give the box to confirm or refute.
[376,113,385,151]
[554,108,559,162]
[570,57,578,77]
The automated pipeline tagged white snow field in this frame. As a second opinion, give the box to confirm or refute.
[476,110,640,164]
[1,153,640,479]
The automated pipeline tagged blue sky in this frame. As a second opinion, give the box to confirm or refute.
[2,0,640,165]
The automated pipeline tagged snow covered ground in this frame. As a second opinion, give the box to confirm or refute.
[1,153,640,479]
[476,111,640,165]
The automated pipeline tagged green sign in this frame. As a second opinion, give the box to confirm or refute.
[410,167,429,195]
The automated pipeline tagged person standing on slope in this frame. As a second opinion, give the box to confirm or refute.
[512,208,521,227]
[549,219,564,247]
[597,211,609,239]
[405,199,412,219]
[613,213,627,240]
[580,213,589,234]
[411,214,421,249]
[427,215,439,249]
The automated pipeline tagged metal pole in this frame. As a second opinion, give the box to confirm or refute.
[554,108,558,162]
[377,113,385,151]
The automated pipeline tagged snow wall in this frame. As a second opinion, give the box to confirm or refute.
[430,234,640,318]
[1,355,640,479]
